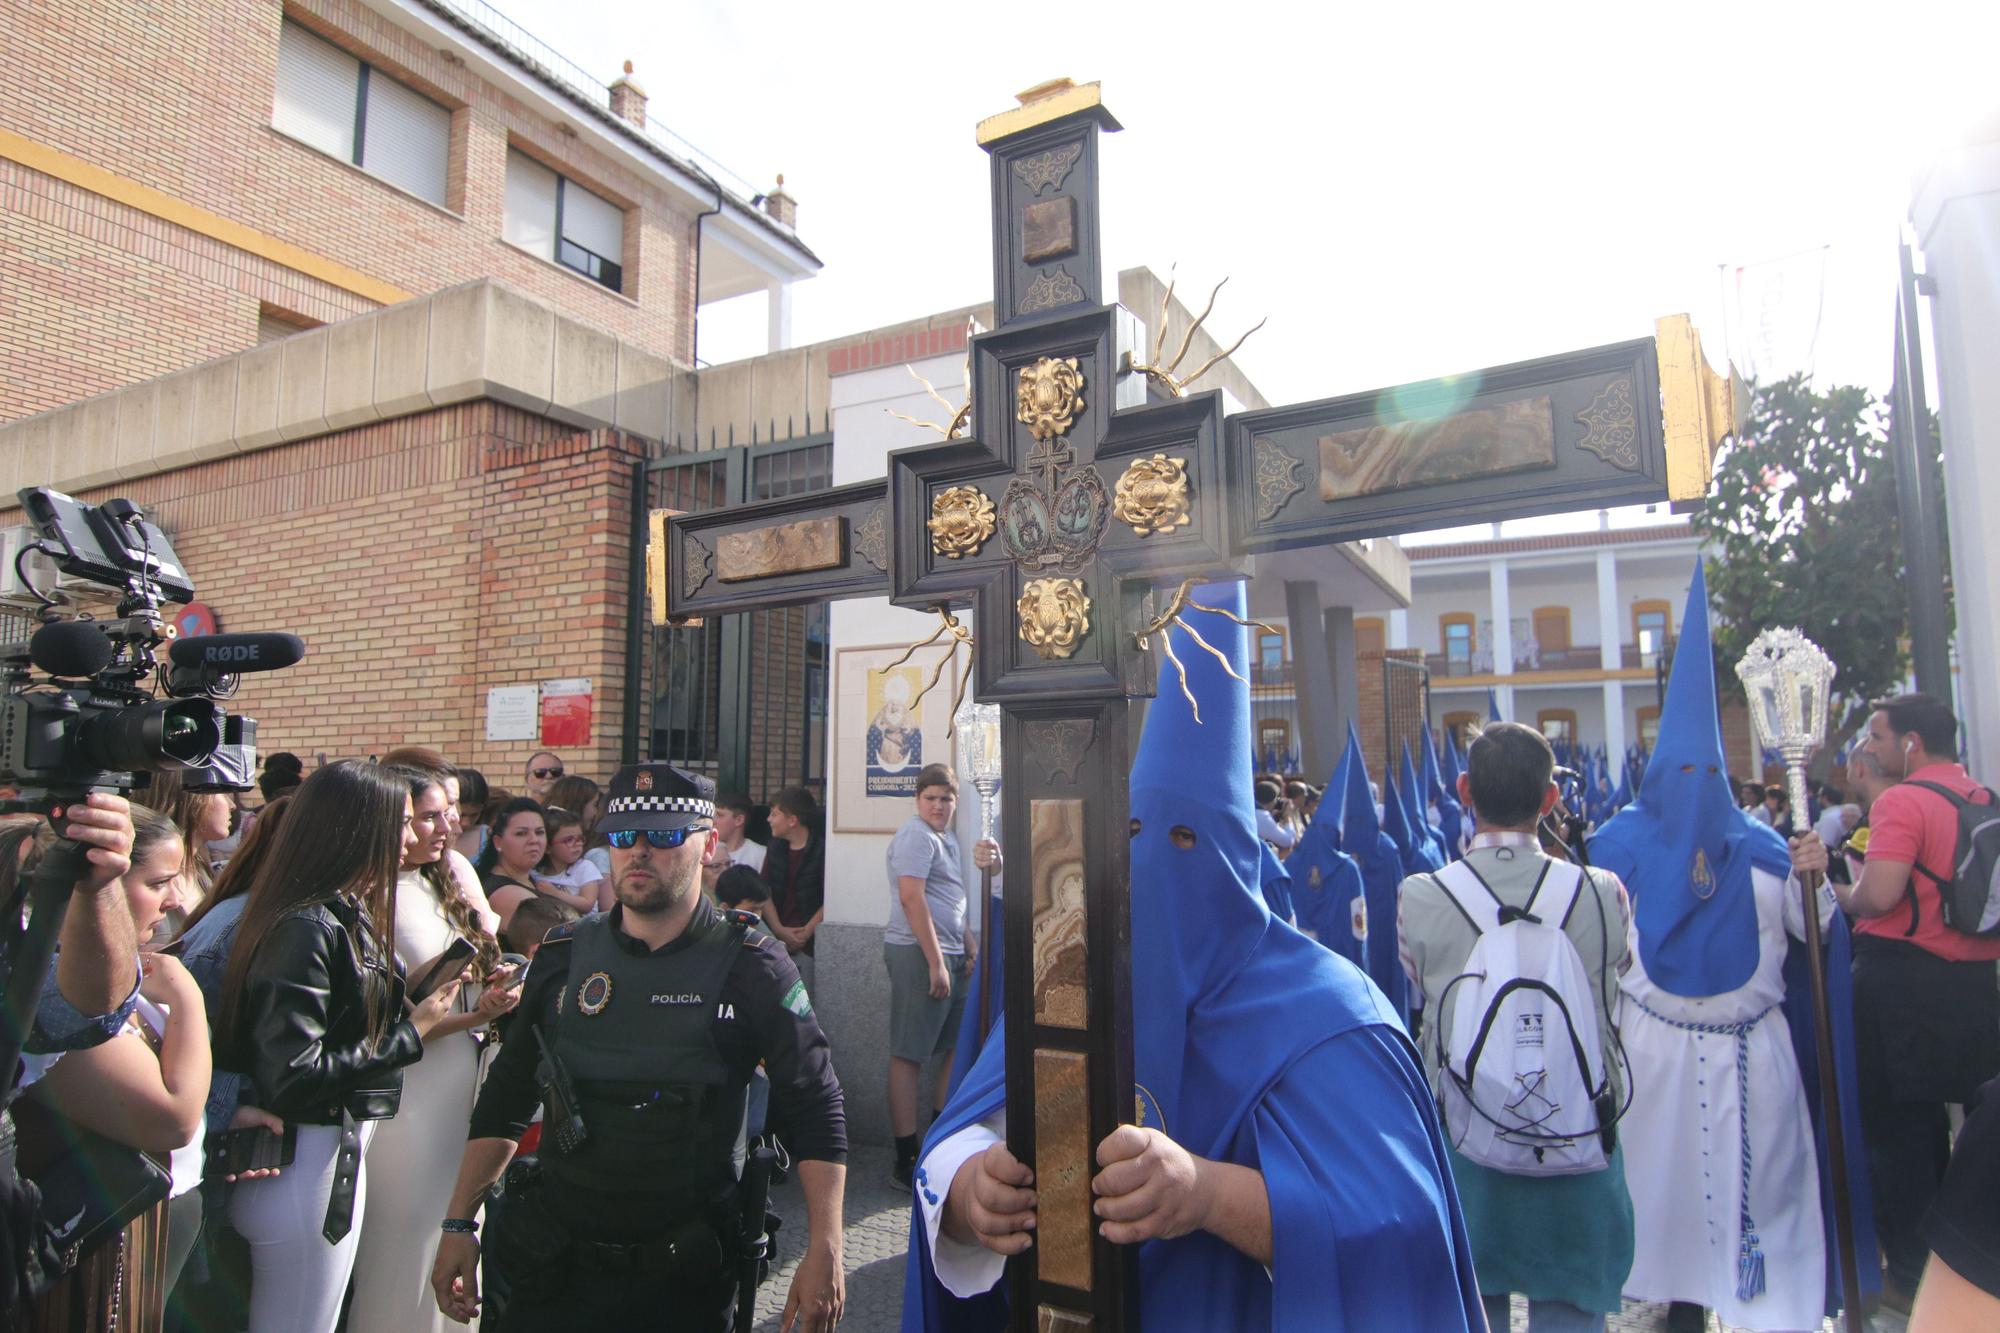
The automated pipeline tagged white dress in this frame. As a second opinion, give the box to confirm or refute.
[1617,866,1835,1331]
[347,868,486,1333]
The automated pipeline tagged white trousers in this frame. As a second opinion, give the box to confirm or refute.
[227,1120,377,1333]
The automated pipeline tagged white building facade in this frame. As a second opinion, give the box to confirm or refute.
[1388,521,1704,759]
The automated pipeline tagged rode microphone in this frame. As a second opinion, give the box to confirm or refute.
[166,633,307,694]
[29,619,116,679]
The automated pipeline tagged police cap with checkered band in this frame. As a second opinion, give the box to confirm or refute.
[597,761,716,833]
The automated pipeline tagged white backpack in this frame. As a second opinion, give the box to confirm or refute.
[1432,859,1611,1177]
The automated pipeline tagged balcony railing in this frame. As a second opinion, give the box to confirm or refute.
[1425,642,1665,677]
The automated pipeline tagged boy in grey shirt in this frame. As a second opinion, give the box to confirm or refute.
[886,763,998,1186]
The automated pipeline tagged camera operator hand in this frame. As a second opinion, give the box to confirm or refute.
[43,793,140,1030]
[55,792,136,890]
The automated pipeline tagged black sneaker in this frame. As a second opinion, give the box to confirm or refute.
[892,1157,914,1190]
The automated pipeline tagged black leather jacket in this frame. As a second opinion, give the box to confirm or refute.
[233,897,422,1125]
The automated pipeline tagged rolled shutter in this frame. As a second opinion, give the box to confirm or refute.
[503,150,559,261]
[361,73,450,206]
[273,21,359,162]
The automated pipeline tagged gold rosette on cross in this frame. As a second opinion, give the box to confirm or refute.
[928,485,997,559]
[1018,577,1091,659]
[1113,454,1192,536]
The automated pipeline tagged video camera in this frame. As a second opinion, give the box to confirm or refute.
[0,487,305,806]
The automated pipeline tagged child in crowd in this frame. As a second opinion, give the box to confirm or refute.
[716,864,771,913]
[500,894,569,959]
[532,807,604,910]
[715,865,776,1139]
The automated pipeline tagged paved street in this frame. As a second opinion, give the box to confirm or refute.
[751,1144,1863,1331]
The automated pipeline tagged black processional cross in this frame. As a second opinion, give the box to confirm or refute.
[665,79,1736,1332]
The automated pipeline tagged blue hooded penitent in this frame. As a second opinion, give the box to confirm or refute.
[1340,726,1412,1023]
[1589,562,1788,996]
[1401,740,1448,865]
[1285,753,1366,963]
[1487,686,1504,722]
[1422,725,1463,862]
[902,581,1481,1332]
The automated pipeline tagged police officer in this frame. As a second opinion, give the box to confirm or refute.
[431,763,847,1331]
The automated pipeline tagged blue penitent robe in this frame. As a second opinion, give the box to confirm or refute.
[902,581,1479,1332]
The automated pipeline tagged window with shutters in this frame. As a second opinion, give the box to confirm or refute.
[272,20,450,207]
[1636,706,1661,749]
[1537,709,1578,746]
[1442,711,1481,748]
[1532,606,1571,653]
[1440,613,1475,675]
[504,149,626,294]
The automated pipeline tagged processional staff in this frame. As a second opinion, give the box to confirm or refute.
[1734,628,1863,1326]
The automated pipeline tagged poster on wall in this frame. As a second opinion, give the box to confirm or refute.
[540,678,593,747]
[833,644,960,833]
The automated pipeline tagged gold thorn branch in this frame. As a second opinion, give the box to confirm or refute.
[883,607,977,734]
[1127,273,1266,399]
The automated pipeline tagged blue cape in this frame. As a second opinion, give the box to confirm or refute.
[903,581,1479,1331]
[1284,770,1366,965]
[1259,842,1295,925]
[1590,563,1788,996]
[1780,908,1882,1314]
[1400,740,1449,865]
[1422,726,1464,862]
[945,872,1005,1102]
[1339,726,1412,1023]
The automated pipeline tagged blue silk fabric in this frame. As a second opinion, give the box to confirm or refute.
[901,580,1479,1332]
[1590,562,1788,997]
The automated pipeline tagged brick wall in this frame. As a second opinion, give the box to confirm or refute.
[72,400,641,783]
[0,0,700,421]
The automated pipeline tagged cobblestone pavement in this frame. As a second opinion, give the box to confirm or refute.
[753,1148,1856,1331]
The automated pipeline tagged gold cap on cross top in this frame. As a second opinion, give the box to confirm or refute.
[977,78,1121,146]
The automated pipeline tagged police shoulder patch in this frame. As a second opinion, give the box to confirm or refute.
[781,978,812,1019]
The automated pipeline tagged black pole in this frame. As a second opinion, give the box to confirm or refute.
[1888,240,1951,699]
[621,459,648,765]
[1797,864,1865,1326]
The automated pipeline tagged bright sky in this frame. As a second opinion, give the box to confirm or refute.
[503,0,1992,540]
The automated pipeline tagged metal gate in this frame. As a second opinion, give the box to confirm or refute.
[1381,653,1431,781]
[646,430,832,803]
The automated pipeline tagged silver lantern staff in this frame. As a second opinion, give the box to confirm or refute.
[956,697,1003,1041]
[1734,627,1861,1327]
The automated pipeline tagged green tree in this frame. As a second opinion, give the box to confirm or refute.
[1691,373,1949,745]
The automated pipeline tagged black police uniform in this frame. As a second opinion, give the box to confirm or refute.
[470,897,846,1331]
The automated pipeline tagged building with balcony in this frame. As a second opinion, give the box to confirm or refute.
[1382,518,1727,762]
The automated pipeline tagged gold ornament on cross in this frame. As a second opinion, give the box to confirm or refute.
[1018,577,1091,659]
[1112,454,1192,536]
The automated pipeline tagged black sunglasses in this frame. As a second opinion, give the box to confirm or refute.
[606,825,711,850]
[532,766,565,780]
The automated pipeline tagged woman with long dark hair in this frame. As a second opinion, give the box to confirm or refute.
[348,763,517,1332]
[381,748,499,937]
[473,796,552,935]
[216,762,462,1332]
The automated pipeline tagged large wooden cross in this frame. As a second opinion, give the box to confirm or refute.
[665,80,1733,1332]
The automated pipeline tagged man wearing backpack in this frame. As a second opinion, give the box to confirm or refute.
[1399,721,1634,1331]
[1836,691,2000,1315]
